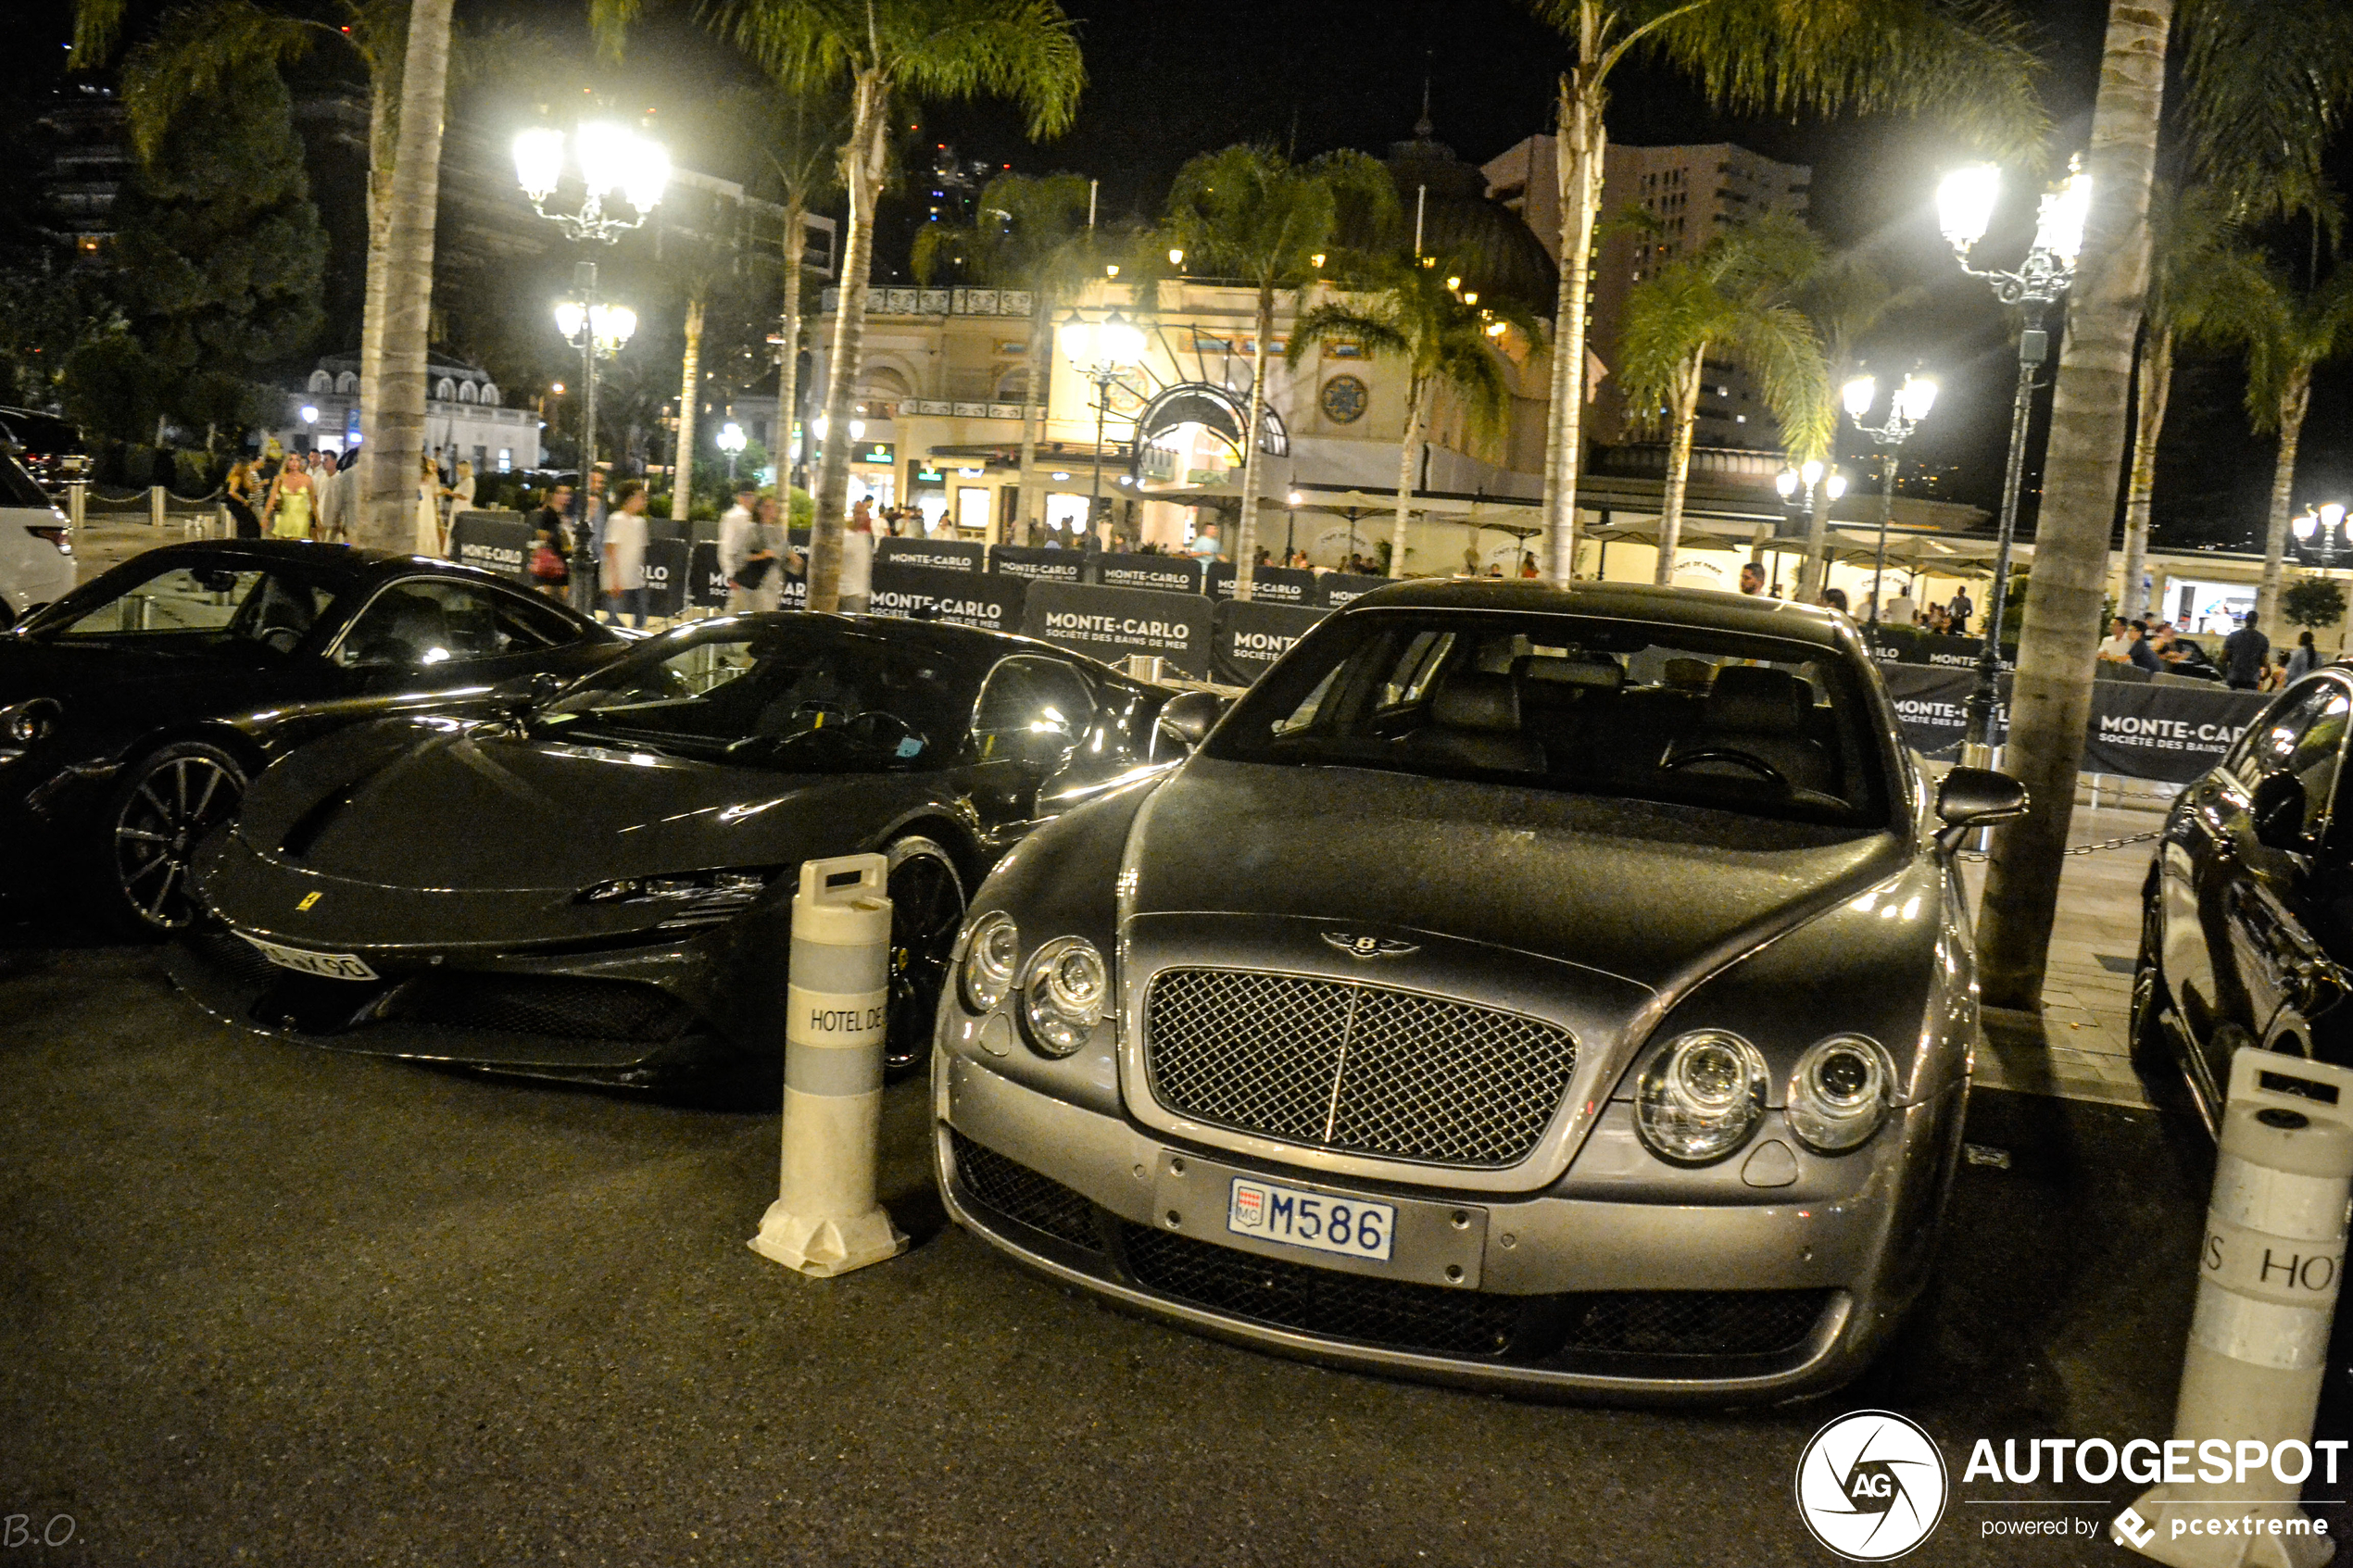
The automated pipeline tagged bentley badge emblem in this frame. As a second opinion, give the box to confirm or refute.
[1323,932,1416,959]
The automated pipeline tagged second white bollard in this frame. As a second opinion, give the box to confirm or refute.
[749,853,908,1278]
[2120,1047,2353,1568]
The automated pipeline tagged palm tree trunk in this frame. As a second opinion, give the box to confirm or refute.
[1231,281,1277,598]
[671,291,704,524]
[353,0,451,551]
[1541,22,1606,587]
[1391,378,1423,577]
[2118,325,2171,621]
[809,72,888,612]
[2257,372,2313,627]
[354,67,395,540]
[777,192,805,492]
[1976,0,2172,1010]
[1797,480,1835,602]
[1652,352,1703,585]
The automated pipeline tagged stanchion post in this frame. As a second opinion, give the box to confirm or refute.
[67,481,85,532]
[148,484,165,529]
[749,853,908,1278]
[2119,1047,2353,1565]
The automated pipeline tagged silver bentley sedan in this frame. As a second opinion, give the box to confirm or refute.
[929,579,2025,1403]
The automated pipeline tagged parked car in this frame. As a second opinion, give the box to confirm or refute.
[2133,667,2353,1127]
[170,613,1179,1085]
[0,539,625,932]
[0,448,74,623]
[932,579,2028,1403]
[0,406,91,491]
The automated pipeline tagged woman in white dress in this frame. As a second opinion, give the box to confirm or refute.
[413,454,443,556]
[445,459,476,532]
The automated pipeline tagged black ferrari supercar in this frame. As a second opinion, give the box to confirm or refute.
[170,612,1180,1084]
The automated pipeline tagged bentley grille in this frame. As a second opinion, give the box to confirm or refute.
[1142,969,1579,1167]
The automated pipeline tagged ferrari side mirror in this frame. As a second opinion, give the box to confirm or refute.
[1157,690,1227,751]
[2251,771,2311,854]
[1936,766,2029,830]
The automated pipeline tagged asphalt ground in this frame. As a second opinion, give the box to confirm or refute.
[10,918,2353,1568]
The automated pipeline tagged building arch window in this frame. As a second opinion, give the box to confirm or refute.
[456,381,478,403]
[478,382,499,408]
[434,377,457,401]
[308,370,333,393]
[335,371,359,394]
[992,365,1031,403]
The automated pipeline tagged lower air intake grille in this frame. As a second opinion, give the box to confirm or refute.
[1120,1224,1522,1358]
[950,1131,1101,1250]
[190,931,283,989]
[1553,1289,1831,1359]
[384,973,696,1043]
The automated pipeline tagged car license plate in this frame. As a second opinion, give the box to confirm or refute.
[237,935,379,982]
[1227,1176,1395,1262]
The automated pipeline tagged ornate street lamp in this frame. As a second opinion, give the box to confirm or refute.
[1776,459,1847,597]
[1939,156,2090,764]
[516,121,668,608]
[2293,501,2349,573]
[1842,372,1939,624]
[1059,307,1146,532]
[716,420,748,483]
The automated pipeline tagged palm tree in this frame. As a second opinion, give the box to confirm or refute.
[1164,144,1397,598]
[1518,0,2045,586]
[1792,256,1920,602]
[2115,184,2249,620]
[2236,258,2353,626]
[1613,214,1831,583]
[1287,257,1540,578]
[708,0,1085,612]
[913,171,1096,540]
[1975,0,2172,1009]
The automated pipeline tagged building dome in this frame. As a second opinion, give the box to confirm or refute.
[1380,111,1558,312]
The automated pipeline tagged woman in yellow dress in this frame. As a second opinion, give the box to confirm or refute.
[263,458,315,539]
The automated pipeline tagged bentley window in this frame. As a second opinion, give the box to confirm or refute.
[42,561,338,650]
[1215,609,1894,824]
[536,626,969,769]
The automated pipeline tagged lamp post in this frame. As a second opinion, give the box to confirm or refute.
[1938,156,2090,766]
[515,121,668,609]
[552,292,637,599]
[1286,488,1303,561]
[1841,372,1939,624]
[1058,308,1145,540]
[716,420,747,483]
[1775,460,1847,600]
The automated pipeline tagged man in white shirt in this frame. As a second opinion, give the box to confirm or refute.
[603,480,651,628]
[839,500,875,612]
[1884,583,1918,626]
[717,482,773,612]
[2095,616,2136,662]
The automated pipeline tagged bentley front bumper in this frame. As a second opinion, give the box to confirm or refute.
[932,1047,1964,1405]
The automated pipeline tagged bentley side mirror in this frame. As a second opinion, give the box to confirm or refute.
[2251,771,2311,854]
[1157,690,1227,752]
[1934,767,2028,848]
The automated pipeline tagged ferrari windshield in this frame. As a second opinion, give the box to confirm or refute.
[536,624,971,769]
[1208,608,1894,826]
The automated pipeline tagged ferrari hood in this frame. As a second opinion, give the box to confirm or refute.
[1123,758,1908,997]
[236,722,859,891]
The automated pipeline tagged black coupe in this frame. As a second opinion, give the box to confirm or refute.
[171,613,1178,1085]
[2135,665,2353,1127]
[2,540,624,932]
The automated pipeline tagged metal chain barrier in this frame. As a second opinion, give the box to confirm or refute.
[1954,827,2162,864]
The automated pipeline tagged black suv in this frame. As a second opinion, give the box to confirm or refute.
[2134,666,2353,1126]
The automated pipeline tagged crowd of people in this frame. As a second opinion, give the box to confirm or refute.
[221,445,482,552]
[2096,612,2313,691]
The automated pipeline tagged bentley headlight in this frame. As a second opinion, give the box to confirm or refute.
[960,911,1020,1013]
[1018,935,1106,1057]
[0,696,61,746]
[1635,1029,1768,1165]
[1786,1035,1893,1153]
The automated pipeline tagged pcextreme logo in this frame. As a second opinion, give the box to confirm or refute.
[1794,1411,1950,1562]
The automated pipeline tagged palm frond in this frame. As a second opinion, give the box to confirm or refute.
[1288,304,1411,366]
[2178,0,2353,233]
[1639,0,2047,164]
[890,0,1086,138]
[70,0,125,69]
[120,2,335,161]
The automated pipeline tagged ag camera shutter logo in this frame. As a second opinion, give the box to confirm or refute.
[1794,1411,1948,1561]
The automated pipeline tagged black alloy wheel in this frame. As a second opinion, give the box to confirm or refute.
[104,742,246,935]
[883,835,966,1078]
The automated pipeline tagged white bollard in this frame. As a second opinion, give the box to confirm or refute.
[148,484,166,529]
[2120,1047,2353,1567]
[749,853,908,1278]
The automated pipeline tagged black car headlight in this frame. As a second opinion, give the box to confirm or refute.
[0,696,61,749]
[959,911,1020,1013]
[1635,1029,1768,1165]
[1786,1035,1893,1153]
[1018,936,1107,1058]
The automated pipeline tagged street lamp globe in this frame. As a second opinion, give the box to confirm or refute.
[1056,310,1094,369]
[2322,502,2347,533]
[2295,509,2320,543]
[1800,458,1824,489]
[1842,376,1877,421]
[1097,309,1144,369]
[1287,490,1304,507]
[1826,471,1848,502]
[298,405,318,425]
[1936,164,2001,254]
[590,303,636,352]
[1167,247,1185,269]
[552,299,586,340]
[512,127,564,202]
[2035,162,2094,264]
[1896,374,1940,421]
[716,422,747,457]
[573,122,634,197]
[1776,469,1800,500]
